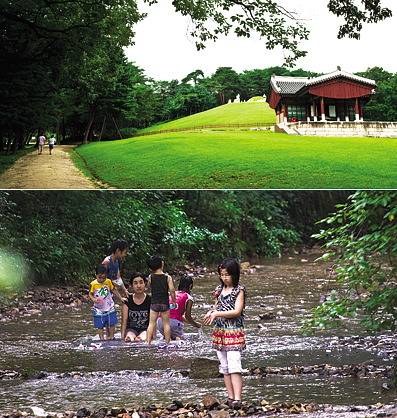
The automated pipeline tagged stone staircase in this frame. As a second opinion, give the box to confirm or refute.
[274,123,300,135]
[282,121,397,137]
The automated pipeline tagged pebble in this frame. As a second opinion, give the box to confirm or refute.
[5,400,393,418]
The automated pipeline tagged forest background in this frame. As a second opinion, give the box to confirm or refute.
[0,190,350,289]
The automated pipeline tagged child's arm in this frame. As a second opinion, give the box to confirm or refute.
[147,274,152,289]
[120,303,128,341]
[184,299,202,328]
[167,275,176,306]
[89,291,97,304]
[119,282,130,298]
[204,291,244,325]
[111,287,125,302]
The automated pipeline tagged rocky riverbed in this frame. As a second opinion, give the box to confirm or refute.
[2,395,397,418]
[2,269,397,418]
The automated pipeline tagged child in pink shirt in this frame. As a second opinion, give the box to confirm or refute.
[157,274,201,339]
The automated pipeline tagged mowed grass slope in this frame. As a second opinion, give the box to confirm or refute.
[76,129,397,189]
[139,102,276,133]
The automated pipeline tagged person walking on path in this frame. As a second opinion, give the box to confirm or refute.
[38,134,45,155]
[48,135,56,155]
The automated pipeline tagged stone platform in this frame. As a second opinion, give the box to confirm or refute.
[276,121,397,137]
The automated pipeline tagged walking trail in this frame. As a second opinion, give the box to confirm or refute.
[0,145,102,189]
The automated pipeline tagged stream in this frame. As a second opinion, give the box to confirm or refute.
[1,254,396,413]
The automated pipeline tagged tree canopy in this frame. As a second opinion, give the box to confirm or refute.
[0,190,349,286]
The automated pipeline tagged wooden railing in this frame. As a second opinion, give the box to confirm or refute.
[133,122,275,138]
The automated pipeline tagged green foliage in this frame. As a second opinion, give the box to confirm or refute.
[328,0,392,40]
[0,190,342,285]
[303,190,397,334]
[355,67,397,121]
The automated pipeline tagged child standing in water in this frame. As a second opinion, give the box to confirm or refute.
[145,255,176,345]
[89,263,125,340]
[204,258,246,407]
[157,274,202,340]
[102,239,130,298]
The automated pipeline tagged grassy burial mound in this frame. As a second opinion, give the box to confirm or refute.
[74,102,397,189]
[139,101,276,133]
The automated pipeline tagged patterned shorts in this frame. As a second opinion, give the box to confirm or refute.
[150,303,169,313]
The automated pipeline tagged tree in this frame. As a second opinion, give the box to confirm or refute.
[209,67,242,105]
[303,191,397,334]
[154,0,391,66]
[0,0,143,145]
[182,70,205,85]
[356,67,394,121]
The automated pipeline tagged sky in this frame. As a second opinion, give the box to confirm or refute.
[125,0,397,82]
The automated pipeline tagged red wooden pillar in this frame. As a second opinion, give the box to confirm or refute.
[312,99,317,121]
[320,97,325,121]
[305,103,310,122]
[355,98,360,121]
[344,100,349,121]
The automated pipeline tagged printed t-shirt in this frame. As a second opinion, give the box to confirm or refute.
[125,294,151,332]
[90,279,115,316]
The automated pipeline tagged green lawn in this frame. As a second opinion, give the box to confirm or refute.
[75,131,397,189]
[139,102,276,133]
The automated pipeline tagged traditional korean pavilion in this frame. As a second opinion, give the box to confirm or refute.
[267,69,377,124]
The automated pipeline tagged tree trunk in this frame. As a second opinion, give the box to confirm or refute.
[56,120,60,145]
[82,100,99,144]
[6,135,12,156]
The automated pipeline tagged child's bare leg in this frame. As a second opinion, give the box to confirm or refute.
[107,325,116,340]
[230,373,242,401]
[223,374,235,400]
[146,310,158,345]
[161,310,171,344]
[97,328,105,341]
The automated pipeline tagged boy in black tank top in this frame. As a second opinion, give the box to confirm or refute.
[146,255,176,345]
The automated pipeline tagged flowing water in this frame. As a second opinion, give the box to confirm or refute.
[1,254,396,413]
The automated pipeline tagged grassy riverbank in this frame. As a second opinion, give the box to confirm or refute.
[75,132,397,189]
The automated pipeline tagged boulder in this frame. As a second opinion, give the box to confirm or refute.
[30,407,46,417]
[202,394,220,409]
[189,358,222,379]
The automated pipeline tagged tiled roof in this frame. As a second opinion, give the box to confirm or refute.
[270,70,376,95]
[306,69,377,87]
[270,76,309,94]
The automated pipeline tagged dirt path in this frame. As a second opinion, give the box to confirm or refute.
[0,145,99,189]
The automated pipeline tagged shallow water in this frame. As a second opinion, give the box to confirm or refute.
[1,254,396,413]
